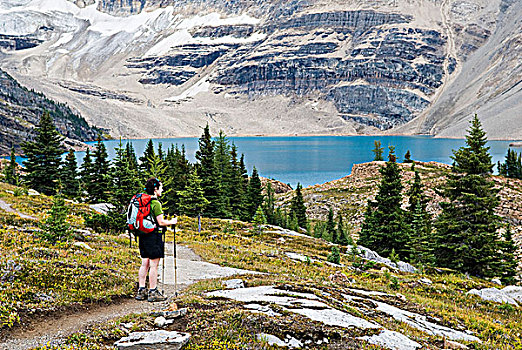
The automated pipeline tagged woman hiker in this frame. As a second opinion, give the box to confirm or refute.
[135,177,177,302]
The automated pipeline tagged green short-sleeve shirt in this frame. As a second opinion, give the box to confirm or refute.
[150,199,163,219]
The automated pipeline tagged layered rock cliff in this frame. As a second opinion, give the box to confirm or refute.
[0,0,519,139]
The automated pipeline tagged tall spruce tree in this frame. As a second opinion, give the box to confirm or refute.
[290,183,307,228]
[337,215,350,245]
[80,149,95,199]
[126,142,139,171]
[358,146,411,259]
[326,207,336,242]
[263,181,276,225]
[3,146,19,186]
[177,170,209,217]
[111,140,141,211]
[212,131,233,218]
[246,167,263,220]
[90,136,111,202]
[60,149,80,199]
[406,167,433,263]
[195,124,220,217]
[433,115,503,277]
[139,139,156,177]
[500,225,519,285]
[22,111,64,195]
[372,140,384,161]
[229,144,248,219]
[164,144,191,215]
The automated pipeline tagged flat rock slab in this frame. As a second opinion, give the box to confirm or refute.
[223,278,245,289]
[114,330,190,350]
[159,255,261,286]
[345,294,480,342]
[467,286,522,306]
[0,199,37,220]
[359,330,421,350]
[207,286,423,349]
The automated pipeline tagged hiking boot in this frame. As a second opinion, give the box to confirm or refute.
[148,288,167,302]
[135,287,147,301]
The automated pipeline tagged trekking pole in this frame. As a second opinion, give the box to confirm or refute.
[162,226,166,296]
[173,224,178,298]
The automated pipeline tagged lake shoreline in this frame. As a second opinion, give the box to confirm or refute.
[101,133,522,142]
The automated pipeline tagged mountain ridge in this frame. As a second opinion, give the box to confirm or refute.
[0,0,520,139]
[0,69,103,154]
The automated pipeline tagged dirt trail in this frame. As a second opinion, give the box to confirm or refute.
[0,245,257,350]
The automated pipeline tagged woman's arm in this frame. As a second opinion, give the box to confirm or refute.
[156,214,177,227]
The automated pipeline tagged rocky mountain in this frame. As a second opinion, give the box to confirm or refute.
[0,69,103,155]
[0,0,519,139]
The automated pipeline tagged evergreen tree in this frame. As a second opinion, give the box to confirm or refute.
[111,139,141,211]
[228,144,247,219]
[290,183,307,228]
[212,131,233,218]
[372,140,384,161]
[157,142,165,161]
[60,149,80,199]
[500,225,519,285]
[246,167,263,220]
[288,211,299,232]
[139,139,156,177]
[313,221,326,239]
[90,136,111,202]
[406,168,433,264]
[358,146,411,259]
[38,195,71,244]
[326,207,336,242]
[126,142,139,171]
[337,215,349,245]
[164,144,191,215]
[252,205,267,234]
[404,150,413,163]
[409,201,435,265]
[263,181,276,225]
[498,148,522,179]
[80,149,95,199]
[327,246,340,264]
[195,124,219,217]
[3,146,19,186]
[21,111,64,195]
[433,115,503,277]
[237,153,250,218]
[177,170,209,217]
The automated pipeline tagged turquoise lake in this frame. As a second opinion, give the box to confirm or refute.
[80,135,518,188]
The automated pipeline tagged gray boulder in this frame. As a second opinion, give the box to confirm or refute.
[223,279,245,289]
[467,287,519,306]
[114,330,190,350]
[89,203,115,215]
[502,286,522,303]
[347,245,416,273]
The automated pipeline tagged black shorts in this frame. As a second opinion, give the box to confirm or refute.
[138,230,164,259]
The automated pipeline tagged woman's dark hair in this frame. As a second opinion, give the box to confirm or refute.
[145,178,161,195]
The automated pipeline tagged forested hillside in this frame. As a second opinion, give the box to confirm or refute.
[0,69,103,154]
